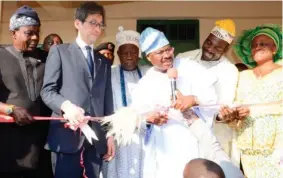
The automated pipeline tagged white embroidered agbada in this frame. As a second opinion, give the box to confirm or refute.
[102,65,149,178]
[131,66,198,178]
[128,59,243,178]
[177,49,239,163]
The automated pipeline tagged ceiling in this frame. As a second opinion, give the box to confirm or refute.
[1,1,133,22]
[15,1,133,8]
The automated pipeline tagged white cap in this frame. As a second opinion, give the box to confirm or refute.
[116,26,141,57]
[116,26,140,48]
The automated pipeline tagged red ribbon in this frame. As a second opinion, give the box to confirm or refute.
[0,114,102,123]
[0,114,64,123]
[0,114,102,131]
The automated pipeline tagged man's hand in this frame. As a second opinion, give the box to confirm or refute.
[61,100,85,126]
[171,91,198,112]
[182,109,199,126]
[12,106,34,126]
[103,136,115,161]
[146,111,168,126]
[64,116,90,131]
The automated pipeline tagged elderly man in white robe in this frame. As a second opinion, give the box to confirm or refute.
[104,27,243,178]
[177,19,239,160]
[102,27,149,178]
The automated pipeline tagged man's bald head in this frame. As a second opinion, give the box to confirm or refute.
[183,158,225,178]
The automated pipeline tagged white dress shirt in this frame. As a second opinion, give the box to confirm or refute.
[76,36,94,62]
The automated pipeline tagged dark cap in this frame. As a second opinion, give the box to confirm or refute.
[94,42,115,53]
[13,5,41,25]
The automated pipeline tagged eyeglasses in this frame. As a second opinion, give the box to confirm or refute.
[152,46,174,57]
[84,20,106,30]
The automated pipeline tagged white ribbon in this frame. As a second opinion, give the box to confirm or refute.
[192,101,282,127]
[65,117,102,145]
[79,123,98,144]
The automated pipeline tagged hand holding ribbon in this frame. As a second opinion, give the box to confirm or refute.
[217,104,251,121]
[61,101,99,143]
[171,91,199,112]
[61,100,85,126]
[146,106,169,126]
[217,105,250,128]
[12,106,35,126]
[63,115,99,144]
[182,109,199,126]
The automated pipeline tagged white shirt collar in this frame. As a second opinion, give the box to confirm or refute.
[76,35,94,51]
[76,35,94,59]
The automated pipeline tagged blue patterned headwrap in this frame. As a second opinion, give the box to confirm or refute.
[9,5,41,31]
[139,27,169,55]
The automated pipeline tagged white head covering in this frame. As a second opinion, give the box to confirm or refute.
[116,26,140,48]
[116,26,141,57]
[139,27,169,55]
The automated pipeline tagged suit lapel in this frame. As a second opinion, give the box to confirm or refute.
[93,52,102,80]
[70,42,90,74]
[69,42,104,89]
[69,42,92,89]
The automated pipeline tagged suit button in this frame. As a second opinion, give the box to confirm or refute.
[90,94,92,98]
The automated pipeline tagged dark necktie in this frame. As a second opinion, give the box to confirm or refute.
[85,46,94,79]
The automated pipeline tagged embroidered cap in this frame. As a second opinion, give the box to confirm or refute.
[139,27,169,55]
[9,5,41,31]
[116,26,141,57]
[210,19,236,44]
[116,26,140,49]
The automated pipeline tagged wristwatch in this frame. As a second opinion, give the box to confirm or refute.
[5,105,14,115]
[215,114,228,123]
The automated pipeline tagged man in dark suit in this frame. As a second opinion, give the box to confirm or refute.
[94,42,115,65]
[41,2,115,178]
[0,5,52,178]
